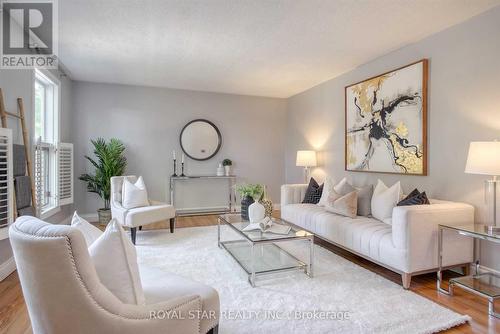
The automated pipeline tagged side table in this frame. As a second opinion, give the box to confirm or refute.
[437,223,500,318]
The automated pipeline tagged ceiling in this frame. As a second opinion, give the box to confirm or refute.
[59,0,500,98]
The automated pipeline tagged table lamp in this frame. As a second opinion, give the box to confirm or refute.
[296,150,317,183]
[465,141,500,233]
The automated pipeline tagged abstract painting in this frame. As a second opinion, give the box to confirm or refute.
[345,59,427,175]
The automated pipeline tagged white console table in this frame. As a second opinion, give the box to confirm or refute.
[170,175,237,216]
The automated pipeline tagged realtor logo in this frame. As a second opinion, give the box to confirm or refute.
[1,0,58,69]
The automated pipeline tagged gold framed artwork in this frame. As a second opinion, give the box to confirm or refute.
[345,59,428,175]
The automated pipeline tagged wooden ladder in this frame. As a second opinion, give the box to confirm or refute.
[0,88,37,217]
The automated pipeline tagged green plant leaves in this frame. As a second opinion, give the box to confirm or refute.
[235,183,263,201]
[78,138,127,209]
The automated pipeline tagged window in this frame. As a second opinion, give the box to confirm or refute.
[34,69,60,217]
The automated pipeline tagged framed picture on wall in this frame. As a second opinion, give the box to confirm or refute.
[345,59,428,175]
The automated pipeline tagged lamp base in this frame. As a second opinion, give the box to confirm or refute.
[303,166,310,184]
[485,178,500,234]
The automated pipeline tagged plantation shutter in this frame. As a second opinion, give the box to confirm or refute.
[34,141,44,215]
[58,143,73,206]
[0,128,13,227]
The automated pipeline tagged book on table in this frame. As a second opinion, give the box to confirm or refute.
[242,217,292,235]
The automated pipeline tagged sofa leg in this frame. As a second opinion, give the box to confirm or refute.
[139,225,142,231]
[207,325,218,334]
[170,217,175,233]
[130,227,137,245]
[402,273,411,289]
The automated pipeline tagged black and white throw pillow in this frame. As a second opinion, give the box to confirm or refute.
[302,178,324,204]
[397,188,430,206]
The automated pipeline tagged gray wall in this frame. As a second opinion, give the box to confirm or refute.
[72,82,287,214]
[285,6,500,270]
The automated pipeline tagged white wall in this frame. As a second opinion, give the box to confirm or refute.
[71,81,287,214]
[285,7,500,270]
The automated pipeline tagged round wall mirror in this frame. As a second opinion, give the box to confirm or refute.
[180,119,222,161]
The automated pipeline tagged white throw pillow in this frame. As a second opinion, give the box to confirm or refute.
[318,177,334,207]
[318,177,351,207]
[122,176,149,209]
[89,219,145,305]
[71,211,102,247]
[371,180,402,222]
[333,177,348,193]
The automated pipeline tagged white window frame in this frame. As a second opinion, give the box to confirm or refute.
[33,69,61,219]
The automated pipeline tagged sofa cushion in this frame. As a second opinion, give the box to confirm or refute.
[281,204,409,272]
[89,220,145,305]
[325,190,357,218]
[398,188,430,206]
[122,176,149,209]
[318,177,334,207]
[371,180,402,222]
[334,178,355,195]
[139,265,219,334]
[302,178,323,204]
[318,177,350,207]
[355,185,373,216]
[125,204,176,228]
[71,211,102,247]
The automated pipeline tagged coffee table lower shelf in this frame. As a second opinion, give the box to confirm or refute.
[220,240,310,287]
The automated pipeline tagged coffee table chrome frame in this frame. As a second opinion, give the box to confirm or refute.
[218,216,314,287]
[437,224,500,318]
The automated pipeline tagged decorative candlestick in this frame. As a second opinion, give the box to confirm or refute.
[172,158,178,177]
[180,153,186,176]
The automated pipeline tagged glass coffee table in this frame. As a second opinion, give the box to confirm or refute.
[218,214,314,287]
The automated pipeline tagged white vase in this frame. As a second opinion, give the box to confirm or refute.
[248,200,265,223]
[216,164,224,176]
[224,165,231,176]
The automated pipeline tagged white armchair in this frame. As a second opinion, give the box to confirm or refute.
[111,176,176,244]
[9,216,220,334]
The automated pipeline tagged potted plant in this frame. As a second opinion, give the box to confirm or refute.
[235,184,263,220]
[79,138,127,226]
[222,158,232,176]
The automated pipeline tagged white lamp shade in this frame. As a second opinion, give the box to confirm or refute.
[465,141,500,175]
[296,150,317,167]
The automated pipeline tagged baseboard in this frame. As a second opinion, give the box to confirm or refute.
[0,257,16,281]
[176,206,231,214]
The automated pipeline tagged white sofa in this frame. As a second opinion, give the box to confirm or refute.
[9,216,219,334]
[281,184,474,289]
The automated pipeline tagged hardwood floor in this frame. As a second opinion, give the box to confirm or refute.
[1,214,498,334]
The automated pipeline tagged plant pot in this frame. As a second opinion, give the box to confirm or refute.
[248,200,266,223]
[240,196,254,221]
[98,208,112,226]
[224,165,231,176]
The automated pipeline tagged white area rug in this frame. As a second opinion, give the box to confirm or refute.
[136,226,469,334]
